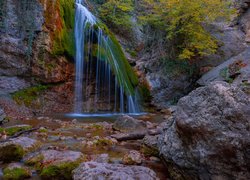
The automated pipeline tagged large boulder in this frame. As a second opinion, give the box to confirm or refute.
[73,162,159,180]
[113,115,147,133]
[158,81,250,179]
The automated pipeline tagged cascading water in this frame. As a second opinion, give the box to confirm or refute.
[74,0,141,114]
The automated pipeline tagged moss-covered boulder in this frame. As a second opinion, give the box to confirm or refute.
[0,137,40,162]
[3,163,31,180]
[0,125,32,136]
[24,149,85,180]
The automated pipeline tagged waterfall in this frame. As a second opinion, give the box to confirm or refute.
[74,0,141,114]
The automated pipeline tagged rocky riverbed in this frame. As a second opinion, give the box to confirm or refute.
[0,114,169,180]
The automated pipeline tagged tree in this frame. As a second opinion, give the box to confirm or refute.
[140,0,234,60]
[98,0,134,35]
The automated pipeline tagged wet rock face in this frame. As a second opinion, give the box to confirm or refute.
[158,81,250,179]
[0,0,44,76]
[0,108,6,123]
[73,162,159,180]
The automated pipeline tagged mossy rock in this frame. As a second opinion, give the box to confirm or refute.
[0,144,24,163]
[94,138,114,146]
[0,137,41,163]
[40,161,80,180]
[3,125,32,136]
[24,150,85,179]
[12,85,49,107]
[3,163,31,180]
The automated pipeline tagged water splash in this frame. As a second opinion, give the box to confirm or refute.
[74,0,141,113]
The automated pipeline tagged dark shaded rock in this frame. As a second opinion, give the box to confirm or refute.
[0,108,6,123]
[113,115,147,133]
[158,81,250,179]
[73,162,159,180]
[141,135,159,157]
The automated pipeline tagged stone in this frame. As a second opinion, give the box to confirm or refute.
[93,154,110,163]
[0,108,6,124]
[113,115,147,133]
[3,163,31,180]
[0,76,31,94]
[24,149,84,179]
[73,162,159,180]
[198,47,250,86]
[158,81,250,179]
[122,150,143,165]
[0,137,40,162]
[141,135,159,157]
[4,124,32,136]
[239,7,250,42]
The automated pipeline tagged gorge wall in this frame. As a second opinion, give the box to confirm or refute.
[0,0,75,119]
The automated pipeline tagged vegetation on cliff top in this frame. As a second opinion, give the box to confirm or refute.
[140,0,234,60]
[95,0,234,61]
[98,0,134,36]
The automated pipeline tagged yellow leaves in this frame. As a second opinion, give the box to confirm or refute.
[142,0,234,60]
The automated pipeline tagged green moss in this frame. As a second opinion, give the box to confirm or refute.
[95,22,139,96]
[3,167,31,180]
[4,125,32,136]
[0,127,4,133]
[0,144,25,163]
[51,0,75,58]
[94,138,113,146]
[24,154,44,170]
[141,145,159,157]
[38,128,48,133]
[40,162,80,180]
[12,85,49,107]
[220,67,234,83]
[91,124,104,130]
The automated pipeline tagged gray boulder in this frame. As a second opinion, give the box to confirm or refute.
[73,162,159,180]
[158,81,250,180]
[113,115,147,133]
[0,108,6,123]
